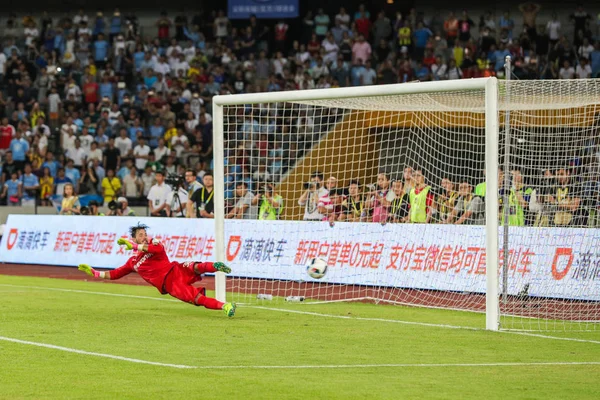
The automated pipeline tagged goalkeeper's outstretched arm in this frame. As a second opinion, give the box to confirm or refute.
[78,263,134,280]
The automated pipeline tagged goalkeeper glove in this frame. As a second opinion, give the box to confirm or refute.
[214,262,232,274]
[78,264,101,278]
[117,237,138,251]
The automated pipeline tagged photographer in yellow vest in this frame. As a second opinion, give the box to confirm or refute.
[409,170,434,223]
[252,183,283,220]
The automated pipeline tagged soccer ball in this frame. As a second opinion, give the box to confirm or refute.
[307,257,328,279]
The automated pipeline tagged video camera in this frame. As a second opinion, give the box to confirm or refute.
[303,181,321,190]
[108,199,125,212]
[165,173,185,190]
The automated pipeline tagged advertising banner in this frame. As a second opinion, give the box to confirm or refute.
[1,215,599,301]
[228,0,298,19]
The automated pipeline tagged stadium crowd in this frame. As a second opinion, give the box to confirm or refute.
[0,4,599,223]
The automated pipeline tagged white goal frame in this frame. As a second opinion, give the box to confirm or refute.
[212,78,500,331]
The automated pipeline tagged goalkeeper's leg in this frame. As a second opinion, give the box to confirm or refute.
[183,261,231,275]
[164,267,236,316]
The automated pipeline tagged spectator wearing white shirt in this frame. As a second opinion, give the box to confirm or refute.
[147,170,172,217]
[154,138,171,163]
[310,57,329,80]
[272,51,287,76]
[576,58,592,79]
[154,56,171,76]
[133,137,151,171]
[335,7,351,29]
[173,53,189,76]
[214,10,230,38]
[122,167,143,199]
[61,117,77,145]
[114,128,133,158]
[24,21,39,48]
[431,56,448,80]
[578,38,594,61]
[65,81,82,102]
[322,33,339,64]
[298,171,329,221]
[559,60,575,79]
[67,139,87,168]
[141,165,155,197]
[87,141,103,163]
[73,9,89,26]
[171,128,188,158]
[166,38,182,58]
[0,50,7,82]
[78,127,94,153]
[546,14,561,45]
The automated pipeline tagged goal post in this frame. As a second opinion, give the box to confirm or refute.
[212,78,600,332]
[212,77,500,329]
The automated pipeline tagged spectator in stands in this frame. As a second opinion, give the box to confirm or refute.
[388,179,410,223]
[67,139,86,169]
[1,171,22,206]
[147,170,171,217]
[20,163,39,206]
[252,183,283,220]
[366,173,391,223]
[503,170,532,226]
[552,168,581,226]
[298,171,328,221]
[10,130,29,170]
[59,183,80,215]
[444,181,484,225]
[339,181,364,222]
[101,168,121,205]
[189,170,215,219]
[122,165,143,203]
[435,178,457,223]
[408,170,434,223]
[530,169,554,227]
[226,181,257,219]
[79,163,99,196]
[108,196,135,217]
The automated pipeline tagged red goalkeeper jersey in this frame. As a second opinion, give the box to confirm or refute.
[109,239,176,293]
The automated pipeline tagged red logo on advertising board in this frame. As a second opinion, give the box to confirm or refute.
[226,235,242,261]
[551,247,573,280]
[6,228,18,250]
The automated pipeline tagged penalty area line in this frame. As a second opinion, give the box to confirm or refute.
[0,336,196,369]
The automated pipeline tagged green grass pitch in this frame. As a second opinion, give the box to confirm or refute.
[1,274,599,400]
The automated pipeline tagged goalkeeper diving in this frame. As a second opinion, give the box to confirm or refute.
[78,223,236,317]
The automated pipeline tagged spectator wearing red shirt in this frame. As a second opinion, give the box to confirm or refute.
[157,12,171,43]
[274,20,289,53]
[83,77,99,104]
[355,12,372,40]
[0,117,16,154]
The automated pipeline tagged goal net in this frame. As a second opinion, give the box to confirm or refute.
[213,78,600,331]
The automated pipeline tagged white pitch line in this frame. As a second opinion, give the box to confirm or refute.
[191,361,600,370]
[2,334,597,371]
[0,283,179,303]
[246,305,473,330]
[0,336,196,369]
[2,283,600,345]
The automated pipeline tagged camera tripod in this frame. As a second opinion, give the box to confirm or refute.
[171,190,185,217]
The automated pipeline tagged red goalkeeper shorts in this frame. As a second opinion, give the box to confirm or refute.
[162,263,205,304]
